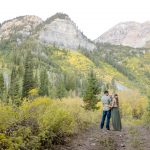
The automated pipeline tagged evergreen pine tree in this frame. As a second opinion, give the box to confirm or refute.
[0,73,5,100]
[56,79,66,100]
[34,71,39,88]
[9,67,17,97]
[9,67,20,105]
[18,65,24,77]
[83,70,100,110]
[64,73,76,91]
[22,52,35,98]
[39,69,49,96]
[13,81,20,105]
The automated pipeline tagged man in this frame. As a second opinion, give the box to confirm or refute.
[100,90,112,130]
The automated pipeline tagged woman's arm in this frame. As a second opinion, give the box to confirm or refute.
[110,98,116,108]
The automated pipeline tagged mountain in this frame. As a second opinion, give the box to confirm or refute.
[0,13,96,51]
[37,13,96,51]
[0,13,150,98]
[0,15,43,42]
[95,21,150,48]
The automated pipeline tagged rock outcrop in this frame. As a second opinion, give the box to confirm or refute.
[95,21,150,48]
[0,15,43,41]
[38,13,96,51]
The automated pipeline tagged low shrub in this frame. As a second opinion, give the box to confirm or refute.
[0,97,100,149]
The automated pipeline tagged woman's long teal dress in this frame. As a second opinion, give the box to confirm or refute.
[111,99,122,131]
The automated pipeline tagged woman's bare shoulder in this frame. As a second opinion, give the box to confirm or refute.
[112,98,116,102]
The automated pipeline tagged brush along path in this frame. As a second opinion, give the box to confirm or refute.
[54,125,150,150]
[54,126,127,150]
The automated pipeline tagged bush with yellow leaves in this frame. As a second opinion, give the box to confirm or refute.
[0,97,100,149]
[118,90,148,124]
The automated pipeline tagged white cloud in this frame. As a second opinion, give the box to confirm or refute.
[0,0,150,40]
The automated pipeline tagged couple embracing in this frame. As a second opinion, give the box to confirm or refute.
[100,90,122,131]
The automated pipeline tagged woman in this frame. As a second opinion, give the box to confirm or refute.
[111,94,122,131]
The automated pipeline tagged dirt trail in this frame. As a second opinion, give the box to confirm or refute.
[54,125,150,150]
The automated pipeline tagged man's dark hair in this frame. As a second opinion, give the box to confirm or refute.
[104,90,109,94]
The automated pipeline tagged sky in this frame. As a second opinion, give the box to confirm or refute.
[0,0,150,40]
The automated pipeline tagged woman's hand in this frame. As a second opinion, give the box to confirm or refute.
[109,105,112,108]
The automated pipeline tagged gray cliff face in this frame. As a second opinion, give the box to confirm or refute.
[0,13,96,51]
[95,21,150,48]
[0,15,43,41]
[38,14,96,51]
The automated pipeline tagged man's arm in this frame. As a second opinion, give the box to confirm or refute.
[108,97,112,108]
[108,97,111,103]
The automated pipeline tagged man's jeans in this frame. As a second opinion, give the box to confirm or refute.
[100,110,111,130]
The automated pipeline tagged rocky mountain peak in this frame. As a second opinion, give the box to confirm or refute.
[0,15,43,41]
[38,13,96,51]
[95,21,150,48]
[45,13,70,24]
